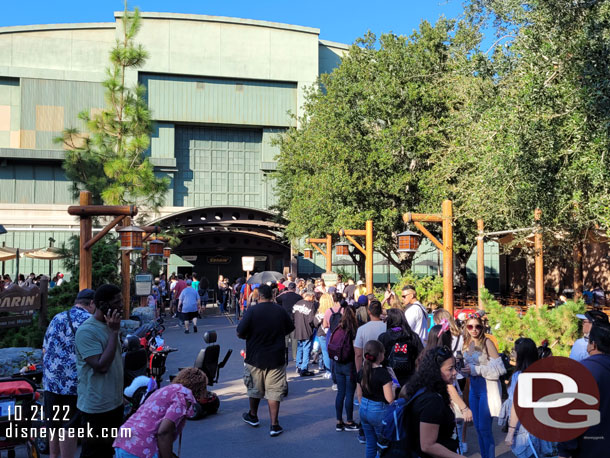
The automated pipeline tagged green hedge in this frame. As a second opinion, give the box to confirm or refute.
[481,289,585,356]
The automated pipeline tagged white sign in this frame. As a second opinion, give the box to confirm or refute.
[135,274,153,296]
[242,256,255,272]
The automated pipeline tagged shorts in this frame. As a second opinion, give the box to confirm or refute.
[43,391,79,430]
[180,311,198,321]
[243,363,288,402]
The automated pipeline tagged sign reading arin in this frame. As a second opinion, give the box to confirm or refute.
[0,286,41,312]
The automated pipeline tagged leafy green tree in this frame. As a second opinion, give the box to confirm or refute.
[274,21,482,277]
[56,7,168,215]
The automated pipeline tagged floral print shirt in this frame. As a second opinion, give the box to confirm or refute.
[42,306,91,395]
[114,384,196,458]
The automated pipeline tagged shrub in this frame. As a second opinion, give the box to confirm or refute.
[481,288,585,356]
[392,270,444,308]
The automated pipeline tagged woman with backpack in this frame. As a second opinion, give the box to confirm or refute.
[356,340,395,458]
[378,308,423,387]
[400,347,462,458]
[329,306,359,432]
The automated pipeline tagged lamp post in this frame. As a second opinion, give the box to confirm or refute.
[305,234,333,273]
[403,200,454,314]
[68,190,138,318]
[338,220,374,294]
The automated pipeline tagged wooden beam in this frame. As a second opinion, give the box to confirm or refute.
[534,208,543,308]
[325,234,332,273]
[442,200,454,314]
[84,215,126,250]
[79,191,92,290]
[413,221,443,251]
[365,220,373,294]
[68,205,137,217]
[345,234,366,257]
[477,219,485,309]
[403,212,443,223]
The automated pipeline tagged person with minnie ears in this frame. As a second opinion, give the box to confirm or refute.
[356,340,396,458]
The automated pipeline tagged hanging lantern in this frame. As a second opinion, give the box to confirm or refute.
[148,239,164,257]
[397,230,421,253]
[117,226,145,251]
[336,241,350,257]
[303,248,313,259]
[163,247,172,258]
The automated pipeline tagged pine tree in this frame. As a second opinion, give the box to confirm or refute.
[56,7,168,214]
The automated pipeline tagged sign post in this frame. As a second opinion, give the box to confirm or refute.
[242,256,255,279]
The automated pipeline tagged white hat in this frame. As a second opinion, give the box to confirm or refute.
[356,280,363,286]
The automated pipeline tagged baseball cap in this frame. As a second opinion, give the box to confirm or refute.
[576,310,609,324]
[357,295,369,306]
[58,273,64,278]
[76,288,95,301]
[328,286,337,294]
[288,282,296,289]
[356,280,363,286]
[186,279,192,286]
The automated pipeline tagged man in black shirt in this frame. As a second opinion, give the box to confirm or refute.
[276,282,302,362]
[237,284,295,437]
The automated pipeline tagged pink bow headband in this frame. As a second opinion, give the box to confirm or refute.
[438,318,450,337]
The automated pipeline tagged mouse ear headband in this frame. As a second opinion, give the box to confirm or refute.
[438,318,450,337]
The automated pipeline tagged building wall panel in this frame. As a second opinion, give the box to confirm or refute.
[0,163,72,204]
[141,74,297,128]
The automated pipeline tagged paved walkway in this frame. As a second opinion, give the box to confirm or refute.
[162,312,513,458]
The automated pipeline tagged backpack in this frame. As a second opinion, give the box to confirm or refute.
[327,327,354,363]
[387,335,415,378]
[328,307,342,334]
[378,387,426,453]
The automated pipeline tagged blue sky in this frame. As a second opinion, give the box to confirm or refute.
[1,0,466,45]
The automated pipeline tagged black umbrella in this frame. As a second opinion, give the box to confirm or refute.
[247,271,284,285]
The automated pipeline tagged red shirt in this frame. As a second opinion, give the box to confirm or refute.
[173,280,188,300]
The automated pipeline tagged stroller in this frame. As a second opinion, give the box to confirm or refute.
[0,376,43,458]
[172,330,232,420]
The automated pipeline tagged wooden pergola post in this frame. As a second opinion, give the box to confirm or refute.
[68,190,138,318]
[403,200,454,314]
[339,220,374,294]
[477,219,485,309]
[534,209,543,308]
[306,234,333,273]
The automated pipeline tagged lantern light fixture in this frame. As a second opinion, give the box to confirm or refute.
[397,229,421,253]
[148,239,164,257]
[163,247,172,258]
[117,226,145,251]
[335,241,350,257]
[303,248,313,259]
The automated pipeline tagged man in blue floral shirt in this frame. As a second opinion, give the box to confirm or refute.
[43,288,95,458]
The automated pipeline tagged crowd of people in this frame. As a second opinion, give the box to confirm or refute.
[236,275,610,458]
[30,268,610,458]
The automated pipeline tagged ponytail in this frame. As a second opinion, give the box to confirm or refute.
[361,340,384,396]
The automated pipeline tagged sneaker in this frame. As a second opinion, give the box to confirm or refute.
[184,330,189,334]
[336,422,345,432]
[242,412,260,427]
[323,371,332,379]
[353,398,359,406]
[269,424,284,437]
[460,442,468,454]
[344,422,359,432]
[193,326,198,333]
[357,434,366,444]
[331,384,338,391]
[299,370,315,377]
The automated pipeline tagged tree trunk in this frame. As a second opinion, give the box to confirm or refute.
[573,241,583,301]
[455,251,470,295]
[349,252,366,281]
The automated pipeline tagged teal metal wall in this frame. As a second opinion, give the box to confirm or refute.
[0,162,73,204]
[174,126,272,208]
[20,78,105,150]
[140,74,297,128]
[0,231,75,279]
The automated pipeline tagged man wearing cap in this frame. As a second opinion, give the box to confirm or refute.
[570,310,609,362]
[178,279,201,334]
[43,288,96,458]
[559,321,610,457]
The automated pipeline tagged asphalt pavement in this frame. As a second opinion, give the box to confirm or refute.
[161,307,513,458]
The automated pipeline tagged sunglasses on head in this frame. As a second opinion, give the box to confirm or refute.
[435,345,453,366]
[467,324,483,331]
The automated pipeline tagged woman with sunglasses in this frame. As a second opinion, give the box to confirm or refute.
[462,313,506,458]
[400,346,462,457]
